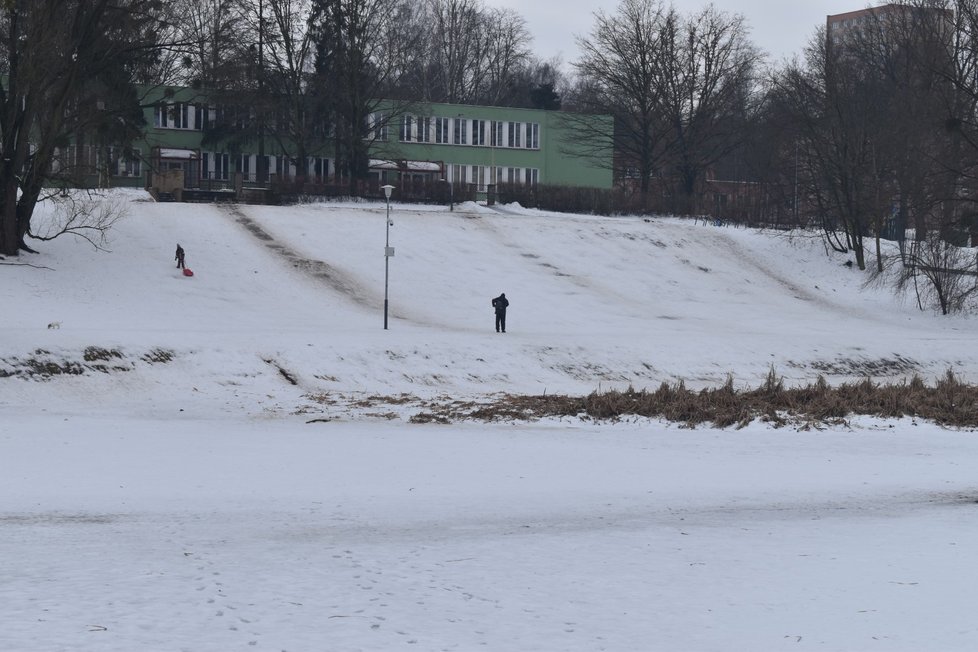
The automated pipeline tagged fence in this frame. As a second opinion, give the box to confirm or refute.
[171,168,813,228]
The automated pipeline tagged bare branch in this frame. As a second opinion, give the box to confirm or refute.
[27,193,128,252]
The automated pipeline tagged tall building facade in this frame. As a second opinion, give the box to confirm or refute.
[827,3,953,55]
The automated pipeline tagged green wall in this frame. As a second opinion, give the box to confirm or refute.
[374,102,613,189]
[132,88,613,190]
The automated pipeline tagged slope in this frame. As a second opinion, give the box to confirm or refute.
[1,189,973,419]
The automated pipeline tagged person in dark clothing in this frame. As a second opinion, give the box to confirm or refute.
[492,292,509,333]
[175,244,185,269]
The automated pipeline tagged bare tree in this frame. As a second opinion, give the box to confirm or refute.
[765,0,978,314]
[570,0,670,197]
[872,1,978,310]
[0,0,168,257]
[911,0,978,240]
[426,0,481,103]
[170,0,251,88]
[569,0,759,211]
[28,191,129,252]
[310,0,412,193]
[888,235,978,314]
[259,0,322,176]
[770,27,900,271]
[475,7,533,105]
[654,5,761,213]
[386,0,534,107]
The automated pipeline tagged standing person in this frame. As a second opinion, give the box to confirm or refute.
[492,292,509,333]
[175,243,185,269]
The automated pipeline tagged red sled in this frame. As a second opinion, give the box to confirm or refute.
[182,268,194,277]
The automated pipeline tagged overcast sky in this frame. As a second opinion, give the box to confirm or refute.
[490,0,869,66]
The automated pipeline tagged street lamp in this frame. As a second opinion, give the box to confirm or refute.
[381,184,395,329]
[440,177,454,212]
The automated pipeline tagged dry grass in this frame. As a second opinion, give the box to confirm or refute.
[0,347,173,380]
[141,348,174,364]
[420,369,978,428]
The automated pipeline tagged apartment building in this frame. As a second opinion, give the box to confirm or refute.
[55,84,613,200]
[827,3,952,55]
[371,103,612,194]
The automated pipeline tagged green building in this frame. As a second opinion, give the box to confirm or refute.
[369,103,613,194]
[60,85,613,200]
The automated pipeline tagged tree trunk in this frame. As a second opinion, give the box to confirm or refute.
[0,181,16,256]
[852,233,866,270]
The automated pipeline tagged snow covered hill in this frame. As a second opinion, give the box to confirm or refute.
[2,189,972,419]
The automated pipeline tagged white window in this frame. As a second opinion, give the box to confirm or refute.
[310,157,329,179]
[527,123,539,149]
[371,113,388,141]
[155,102,192,129]
[454,118,468,145]
[194,105,208,130]
[278,157,297,178]
[472,120,486,146]
[171,103,188,129]
[472,165,486,190]
[234,107,252,131]
[238,154,253,181]
[74,146,95,175]
[491,121,503,147]
[215,153,230,180]
[400,115,413,142]
[115,148,141,177]
[452,163,466,183]
[417,117,431,143]
[508,122,521,148]
[435,117,450,144]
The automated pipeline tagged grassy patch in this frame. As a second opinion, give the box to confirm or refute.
[83,347,131,373]
[411,369,978,428]
[83,347,123,362]
[141,349,174,364]
[23,357,86,377]
[1,347,175,380]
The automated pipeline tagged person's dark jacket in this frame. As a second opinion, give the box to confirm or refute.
[492,294,509,313]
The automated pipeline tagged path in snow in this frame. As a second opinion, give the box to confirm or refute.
[221,204,375,310]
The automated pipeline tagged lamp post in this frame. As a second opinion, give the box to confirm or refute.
[793,141,799,225]
[381,184,395,329]
[440,177,454,211]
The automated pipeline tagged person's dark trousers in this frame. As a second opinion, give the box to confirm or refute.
[495,312,506,333]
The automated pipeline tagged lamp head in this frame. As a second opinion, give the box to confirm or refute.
[381,184,395,200]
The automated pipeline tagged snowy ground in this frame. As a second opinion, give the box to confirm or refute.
[3,190,978,651]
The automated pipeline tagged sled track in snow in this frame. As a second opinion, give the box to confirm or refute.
[222,204,374,309]
[221,204,485,331]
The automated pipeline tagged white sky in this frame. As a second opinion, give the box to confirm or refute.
[491,0,870,65]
